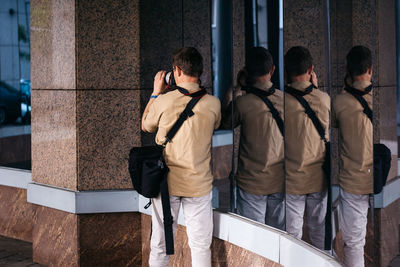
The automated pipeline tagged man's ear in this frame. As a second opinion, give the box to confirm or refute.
[367,65,373,75]
[306,65,314,75]
[176,66,183,77]
[269,65,276,77]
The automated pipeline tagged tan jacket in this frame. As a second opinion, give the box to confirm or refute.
[285,81,330,195]
[224,81,285,195]
[142,82,221,197]
[332,80,373,195]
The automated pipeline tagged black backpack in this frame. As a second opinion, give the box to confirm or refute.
[128,88,206,255]
[344,85,391,194]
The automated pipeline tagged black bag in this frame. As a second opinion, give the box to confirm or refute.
[374,143,391,194]
[286,85,332,250]
[128,87,206,255]
[129,145,166,198]
[344,85,391,194]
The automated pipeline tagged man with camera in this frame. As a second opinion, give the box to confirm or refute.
[284,46,330,250]
[332,46,373,267]
[141,47,221,267]
[222,47,285,230]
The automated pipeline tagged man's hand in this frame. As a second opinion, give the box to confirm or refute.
[222,85,242,108]
[153,71,167,95]
[311,71,318,88]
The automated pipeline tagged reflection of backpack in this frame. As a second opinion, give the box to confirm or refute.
[344,85,391,194]
[128,88,206,255]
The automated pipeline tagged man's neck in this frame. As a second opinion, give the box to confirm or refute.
[290,73,310,83]
[177,76,198,84]
[254,75,271,84]
[352,73,371,83]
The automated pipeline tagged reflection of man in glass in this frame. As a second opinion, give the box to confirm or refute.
[284,46,330,250]
[223,47,285,229]
[332,46,373,267]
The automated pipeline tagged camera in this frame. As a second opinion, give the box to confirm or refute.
[164,71,176,87]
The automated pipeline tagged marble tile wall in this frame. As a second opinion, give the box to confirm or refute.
[76,89,141,190]
[376,0,396,87]
[375,86,398,180]
[330,0,352,88]
[75,0,140,89]
[212,145,232,180]
[232,0,245,90]
[183,0,212,88]
[139,0,183,89]
[351,0,378,86]
[284,0,328,88]
[375,0,398,181]
[31,90,78,190]
[0,186,36,242]
[376,198,400,267]
[30,0,76,90]
[31,88,144,191]
[31,0,144,191]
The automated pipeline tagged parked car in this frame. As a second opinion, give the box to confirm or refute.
[0,80,31,125]
[19,79,31,124]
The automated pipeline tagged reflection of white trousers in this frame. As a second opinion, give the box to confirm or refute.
[338,188,369,267]
[149,191,213,267]
[286,191,328,250]
[237,187,285,230]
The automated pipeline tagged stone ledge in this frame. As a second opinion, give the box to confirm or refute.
[27,183,139,214]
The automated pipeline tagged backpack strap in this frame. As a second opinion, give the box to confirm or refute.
[285,86,328,143]
[162,88,207,146]
[245,86,285,137]
[160,171,174,254]
[344,85,373,123]
[160,87,207,255]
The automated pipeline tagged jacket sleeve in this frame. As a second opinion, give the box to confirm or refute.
[142,97,162,133]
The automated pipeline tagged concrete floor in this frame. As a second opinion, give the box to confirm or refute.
[0,236,43,267]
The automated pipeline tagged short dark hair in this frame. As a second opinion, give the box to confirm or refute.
[172,47,203,78]
[246,47,274,77]
[284,46,313,79]
[346,45,372,78]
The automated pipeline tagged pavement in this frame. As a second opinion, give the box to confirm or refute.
[0,236,43,267]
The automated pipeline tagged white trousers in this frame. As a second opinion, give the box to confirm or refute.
[237,187,285,230]
[338,188,369,267]
[286,191,328,250]
[149,191,213,267]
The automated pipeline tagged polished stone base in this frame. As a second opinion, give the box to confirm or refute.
[32,206,142,267]
[0,185,36,242]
